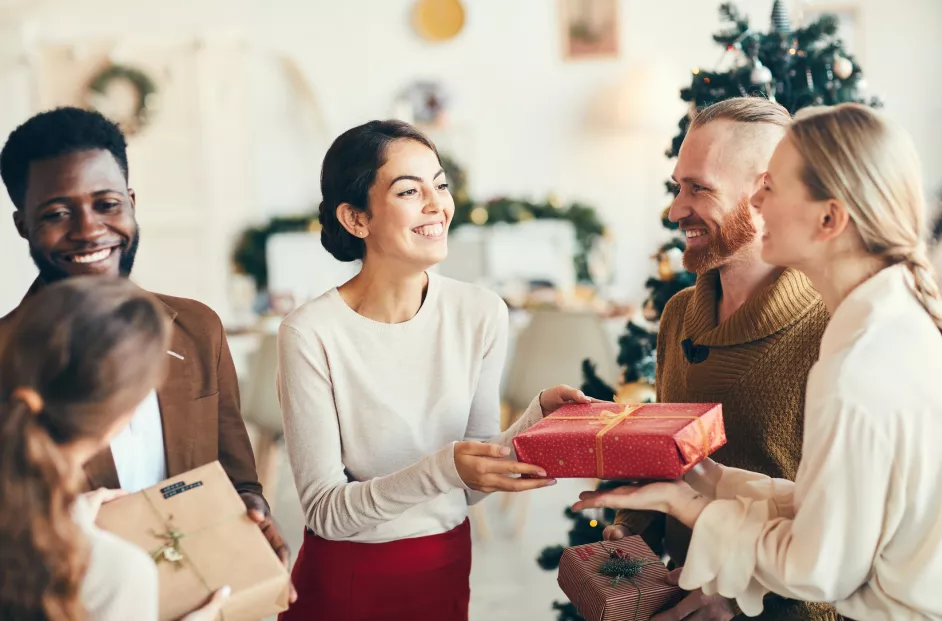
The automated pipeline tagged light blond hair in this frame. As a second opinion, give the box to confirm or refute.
[688,97,792,182]
[789,103,942,328]
[690,96,791,131]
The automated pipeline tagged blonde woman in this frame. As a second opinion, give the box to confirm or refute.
[574,103,942,620]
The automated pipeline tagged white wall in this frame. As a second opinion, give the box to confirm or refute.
[1,0,940,318]
[0,21,40,314]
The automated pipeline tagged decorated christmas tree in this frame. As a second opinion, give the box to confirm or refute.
[545,3,880,618]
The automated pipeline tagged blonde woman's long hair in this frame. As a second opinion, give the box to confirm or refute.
[789,103,942,328]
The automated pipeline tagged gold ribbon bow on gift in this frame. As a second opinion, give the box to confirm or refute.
[551,405,711,478]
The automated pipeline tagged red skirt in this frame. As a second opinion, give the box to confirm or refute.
[279,519,471,621]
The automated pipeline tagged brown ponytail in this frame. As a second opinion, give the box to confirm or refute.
[0,277,171,621]
[0,395,86,621]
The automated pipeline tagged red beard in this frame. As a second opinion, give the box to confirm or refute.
[680,198,757,274]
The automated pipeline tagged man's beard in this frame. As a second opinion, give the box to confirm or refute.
[30,227,141,283]
[680,198,757,275]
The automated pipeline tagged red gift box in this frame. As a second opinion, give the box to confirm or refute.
[558,536,684,621]
[512,401,725,479]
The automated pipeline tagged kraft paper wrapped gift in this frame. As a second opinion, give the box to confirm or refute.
[558,536,684,621]
[512,401,725,479]
[96,461,290,621]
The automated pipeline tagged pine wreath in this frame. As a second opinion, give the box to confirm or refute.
[87,64,157,135]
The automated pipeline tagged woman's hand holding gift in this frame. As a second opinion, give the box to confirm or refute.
[455,442,557,493]
[572,479,710,529]
[538,384,594,415]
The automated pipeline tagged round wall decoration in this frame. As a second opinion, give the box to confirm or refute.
[412,0,465,42]
[86,64,158,136]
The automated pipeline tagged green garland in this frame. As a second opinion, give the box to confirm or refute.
[87,64,158,135]
[232,154,606,290]
[443,154,606,283]
[233,215,318,290]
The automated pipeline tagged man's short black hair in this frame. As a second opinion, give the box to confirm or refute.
[0,107,129,210]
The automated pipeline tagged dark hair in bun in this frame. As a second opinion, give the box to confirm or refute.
[318,120,440,262]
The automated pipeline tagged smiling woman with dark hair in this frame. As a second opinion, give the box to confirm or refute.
[277,120,589,621]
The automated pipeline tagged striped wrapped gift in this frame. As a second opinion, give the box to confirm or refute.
[558,537,683,621]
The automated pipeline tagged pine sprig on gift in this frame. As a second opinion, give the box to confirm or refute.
[599,555,652,582]
[596,548,661,621]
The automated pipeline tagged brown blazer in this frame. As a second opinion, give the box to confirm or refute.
[0,279,262,499]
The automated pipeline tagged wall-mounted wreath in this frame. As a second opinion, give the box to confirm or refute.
[86,64,158,136]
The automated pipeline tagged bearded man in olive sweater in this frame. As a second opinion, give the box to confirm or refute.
[605,98,839,621]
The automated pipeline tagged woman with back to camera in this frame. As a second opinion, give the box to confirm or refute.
[0,277,230,621]
[573,103,942,620]
[277,120,588,621]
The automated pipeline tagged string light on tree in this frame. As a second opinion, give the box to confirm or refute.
[469,206,489,225]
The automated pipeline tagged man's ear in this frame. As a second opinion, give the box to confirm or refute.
[751,171,768,197]
[128,188,136,212]
[12,209,26,240]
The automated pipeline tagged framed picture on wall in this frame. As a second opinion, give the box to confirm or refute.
[800,3,863,64]
[559,0,619,60]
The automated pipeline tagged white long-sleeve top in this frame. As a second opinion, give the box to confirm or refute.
[73,495,158,621]
[277,272,543,543]
[679,263,942,621]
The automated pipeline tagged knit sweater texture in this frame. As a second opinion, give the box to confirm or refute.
[616,268,841,621]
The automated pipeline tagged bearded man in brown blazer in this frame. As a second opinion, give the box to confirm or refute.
[0,108,293,586]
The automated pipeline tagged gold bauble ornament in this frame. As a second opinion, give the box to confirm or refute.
[470,206,489,225]
[657,254,674,280]
[615,381,656,405]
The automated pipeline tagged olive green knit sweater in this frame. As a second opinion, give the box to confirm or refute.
[616,268,842,621]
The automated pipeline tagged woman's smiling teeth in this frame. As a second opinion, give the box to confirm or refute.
[67,248,114,263]
[413,223,444,238]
